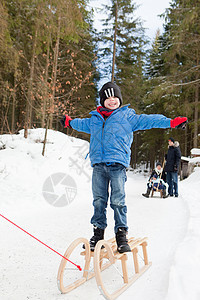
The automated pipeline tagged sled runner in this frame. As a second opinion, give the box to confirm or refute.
[57,236,152,300]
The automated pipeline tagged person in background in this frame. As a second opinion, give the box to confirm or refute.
[165,137,181,197]
[142,162,168,198]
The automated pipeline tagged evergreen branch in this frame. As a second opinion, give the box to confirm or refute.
[163,78,200,89]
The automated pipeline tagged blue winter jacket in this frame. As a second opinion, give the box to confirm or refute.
[70,105,171,167]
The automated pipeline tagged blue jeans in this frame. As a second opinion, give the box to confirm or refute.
[148,182,166,191]
[91,163,128,234]
[166,172,178,196]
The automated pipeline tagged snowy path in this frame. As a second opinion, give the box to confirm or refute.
[0,174,188,300]
[166,168,200,300]
[0,129,193,300]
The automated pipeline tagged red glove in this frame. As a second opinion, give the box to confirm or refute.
[170,117,188,129]
[60,115,72,128]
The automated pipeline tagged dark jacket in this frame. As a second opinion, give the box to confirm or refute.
[165,141,181,172]
[148,167,166,182]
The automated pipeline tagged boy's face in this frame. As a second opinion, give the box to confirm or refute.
[168,140,174,146]
[104,97,120,110]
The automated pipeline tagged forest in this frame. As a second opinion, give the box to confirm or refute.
[0,0,199,168]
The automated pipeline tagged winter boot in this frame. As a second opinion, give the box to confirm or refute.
[116,227,131,253]
[162,189,168,198]
[142,188,151,198]
[83,226,105,251]
[89,226,105,251]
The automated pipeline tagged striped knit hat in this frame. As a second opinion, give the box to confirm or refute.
[99,82,123,107]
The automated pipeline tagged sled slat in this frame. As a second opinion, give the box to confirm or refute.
[120,254,129,283]
[142,241,149,265]
[132,247,139,273]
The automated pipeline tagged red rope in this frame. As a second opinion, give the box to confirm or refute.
[0,213,82,271]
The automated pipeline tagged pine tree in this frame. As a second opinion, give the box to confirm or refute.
[0,1,19,134]
[140,0,200,167]
[99,0,147,107]
[160,0,200,148]
[98,0,148,168]
[1,0,98,145]
[139,31,170,168]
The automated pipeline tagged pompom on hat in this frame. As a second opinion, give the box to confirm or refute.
[99,82,123,107]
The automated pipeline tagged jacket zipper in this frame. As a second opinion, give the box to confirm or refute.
[102,121,105,159]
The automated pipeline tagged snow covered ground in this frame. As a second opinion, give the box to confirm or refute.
[0,129,199,300]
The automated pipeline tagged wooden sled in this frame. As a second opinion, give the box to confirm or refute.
[151,189,163,198]
[57,236,152,300]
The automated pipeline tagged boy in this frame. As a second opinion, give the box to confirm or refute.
[142,162,168,198]
[61,81,187,253]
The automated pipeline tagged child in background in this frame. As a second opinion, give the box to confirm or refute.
[61,81,187,253]
[142,162,168,198]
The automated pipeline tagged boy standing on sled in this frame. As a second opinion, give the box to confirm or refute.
[61,82,187,253]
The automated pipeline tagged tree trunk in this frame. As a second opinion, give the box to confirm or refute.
[1,95,10,134]
[194,82,199,148]
[49,16,61,129]
[24,19,39,138]
[42,32,50,128]
[11,77,16,133]
[42,116,49,156]
[29,26,39,126]
[133,133,137,169]
[111,1,118,83]
[193,51,199,148]
[184,126,188,156]
[24,97,29,138]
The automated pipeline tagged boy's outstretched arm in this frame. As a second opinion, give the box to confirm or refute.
[128,110,187,131]
[60,114,91,134]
